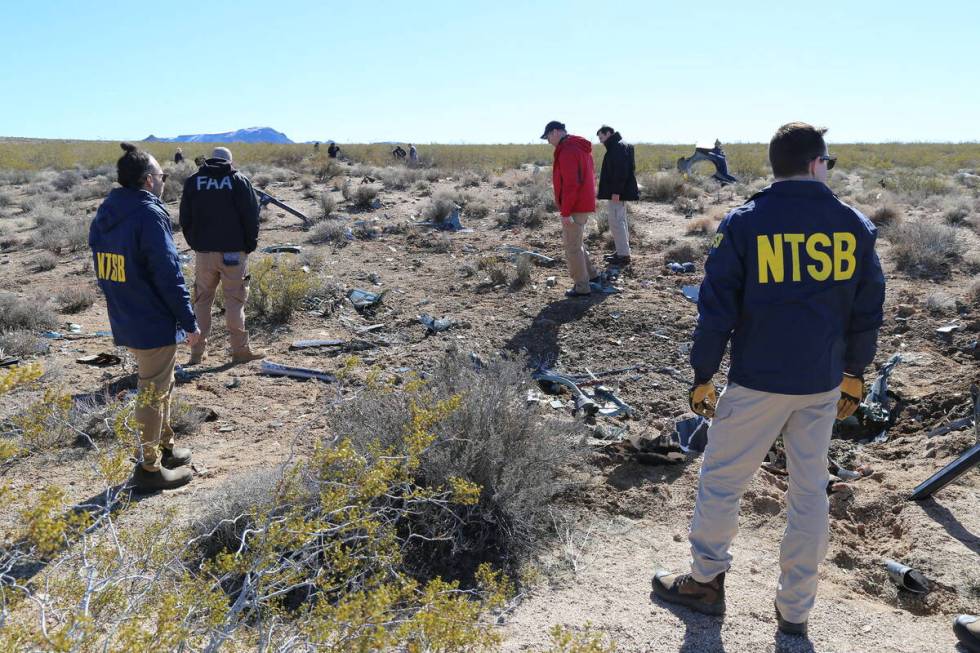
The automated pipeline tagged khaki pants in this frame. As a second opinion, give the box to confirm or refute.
[193,251,249,355]
[129,345,178,472]
[561,213,598,293]
[688,383,839,623]
[607,201,631,257]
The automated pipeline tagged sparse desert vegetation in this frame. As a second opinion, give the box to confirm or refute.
[0,139,977,651]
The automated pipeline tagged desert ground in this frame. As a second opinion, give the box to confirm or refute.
[0,144,977,652]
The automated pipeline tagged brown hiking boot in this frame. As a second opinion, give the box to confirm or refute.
[129,464,192,492]
[652,570,725,615]
[775,601,807,637]
[161,446,192,469]
[954,615,980,653]
[187,350,207,366]
[231,348,265,364]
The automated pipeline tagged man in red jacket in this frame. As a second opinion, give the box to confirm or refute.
[541,121,599,297]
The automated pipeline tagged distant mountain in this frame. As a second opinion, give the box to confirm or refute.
[143,127,293,144]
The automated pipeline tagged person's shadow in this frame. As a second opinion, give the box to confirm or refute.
[503,294,610,366]
[918,497,980,556]
[650,591,727,653]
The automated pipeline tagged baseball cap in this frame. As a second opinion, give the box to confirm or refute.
[540,121,565,140]
[211,147,233,162]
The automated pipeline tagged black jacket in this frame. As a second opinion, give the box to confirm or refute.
[179,158,260,253]
[597,132,639,201]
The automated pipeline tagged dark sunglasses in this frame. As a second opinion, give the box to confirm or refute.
[819,155,837,170]
[149,172,169,182]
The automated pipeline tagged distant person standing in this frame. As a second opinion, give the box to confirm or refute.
[174,147,184,164]
[392,145,407,160]
[596,125,639,267]
[541,120,599,297]
[313,141,320,153]
[409,143,418,163]
[327,142,340,159]
[179,147,264,366]
[89,143,200,491]
[653,122,885,637]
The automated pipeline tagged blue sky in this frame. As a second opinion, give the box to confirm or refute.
[2,0,978,143]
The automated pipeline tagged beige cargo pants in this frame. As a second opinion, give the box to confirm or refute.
[561,213,598,293]
[688,382,840,623]
[128,345,177,472]
[192,251,249,356]
[607,201,631,257]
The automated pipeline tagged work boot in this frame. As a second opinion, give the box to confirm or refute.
[129,464,192,492]
[954,615,980,653]
[161,446,192,469]
[774,601,807,637]
[187,350,207,366]
[652,570,725,616]
[605,254,632,267]
[231,348,266,364]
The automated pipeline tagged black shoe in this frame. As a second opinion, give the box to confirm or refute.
[774,601,807,637]
[130,465,192,492]
[652,570,725,616]
[161,446,192,469]
[954,615,980,653]
[565,288,592,298]
[606,254,632,267]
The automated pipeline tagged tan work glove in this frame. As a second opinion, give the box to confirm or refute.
[689,381,717,418]
[837,373,864,420]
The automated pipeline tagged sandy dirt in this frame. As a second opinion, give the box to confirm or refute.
[0,162,977,652]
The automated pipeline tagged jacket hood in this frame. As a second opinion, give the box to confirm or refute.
[603,132,623,148]
[201,158,235,176]
[556,134,592,156]
[91,187,161,234]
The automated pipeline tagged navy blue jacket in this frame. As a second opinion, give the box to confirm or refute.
[690,180,885,394]
[89,188,198,349]
[179,159,260,253]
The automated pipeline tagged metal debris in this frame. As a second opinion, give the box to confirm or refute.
[884,559,930,594]
[502,245,557,266]
[347,289,385,312]
[681,285,699,303]
[261,244,303,254]
[259,361,336,383]
[419,314,455,333]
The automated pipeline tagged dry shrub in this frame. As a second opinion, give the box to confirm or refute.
[413,180,432,196]
[247,255,319,324]
[33,211,88,253]
[32,251,58,272]
[0,292,57,332]
[510,254,533,290]
[327,349,586,577]
[56,286,96,314]
[423,191,458,223]
[308,219,349,244]
[317,191,336,220]
[342,181,381,209]
[50,170,82,192]
[942,198,972,226]
[888,220,965,278]
[663,241,702,264]
[0,330,47,357]
[868,201,903,228]
[967,277,980,306]
[0,192,15,208]
[640,171,687,202]
[160,161,197,203]
[924,291,955,314]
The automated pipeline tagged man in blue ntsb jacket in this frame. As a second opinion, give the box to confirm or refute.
[653,123,885,636]
[90,143,202,492]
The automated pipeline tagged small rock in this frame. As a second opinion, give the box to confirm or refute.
[896,304,915,317]
[545,276,557,287]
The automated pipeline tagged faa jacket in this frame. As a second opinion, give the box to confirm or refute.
[552,135,597,217]
[179,158,260,253]
[690,180,885,395]
[89,187,198,349]
[597,132,639,201]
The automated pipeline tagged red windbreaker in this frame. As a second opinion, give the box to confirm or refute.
[552,135,597,217]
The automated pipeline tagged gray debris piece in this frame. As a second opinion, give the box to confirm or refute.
[673,415,710,453]
[884,559,930,594]
[502,245,557,266]
[259,361,335,383]
[261,244,303,254]
[347,289,384,312]
[681,285,700,303]
[419,314,455,333]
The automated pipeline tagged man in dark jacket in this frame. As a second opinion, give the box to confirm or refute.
[90,143,201,492]
[327,142,340,159]
[180,147,263,366]
[653,123,885,636]
[541,120,600,297]
[596,125,639,266]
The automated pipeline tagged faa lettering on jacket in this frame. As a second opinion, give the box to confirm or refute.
[754,232,857,283]
[95,252,126,282]
[196,176,233,191]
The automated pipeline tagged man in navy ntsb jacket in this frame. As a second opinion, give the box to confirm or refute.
[90,143,201,492]
[653,123,885,636]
